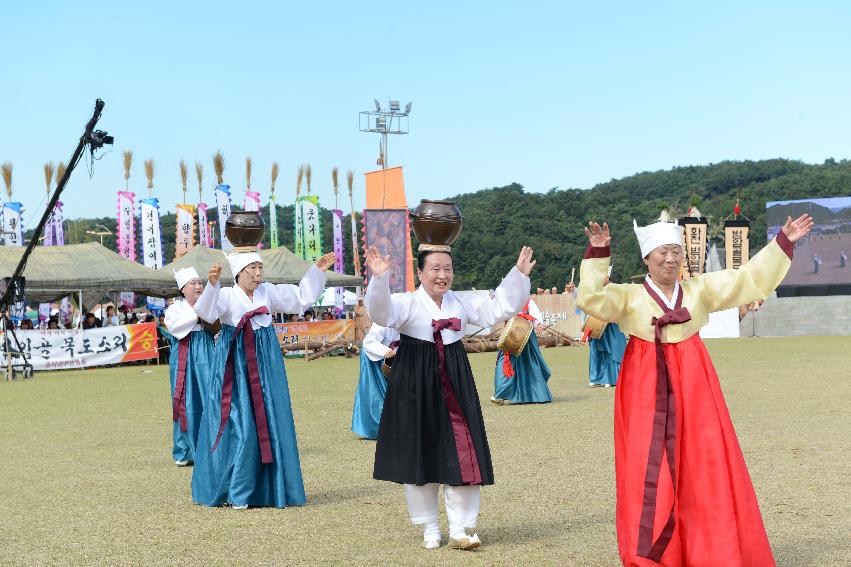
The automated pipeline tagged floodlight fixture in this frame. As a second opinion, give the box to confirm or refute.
[405,102,412,114]
[373,99,382,112]
[389,100,400,112]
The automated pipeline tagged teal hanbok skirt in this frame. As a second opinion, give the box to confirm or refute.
[192,324,306,508]
[588,322,627,386]
[351,351,388,440]
[493,330,553,404]
[165,329,215,464]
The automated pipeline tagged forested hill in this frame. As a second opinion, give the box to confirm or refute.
[50,158,851,290]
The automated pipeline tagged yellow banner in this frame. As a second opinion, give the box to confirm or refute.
[724,220,750,269]
[273,320,354,347]
[680,217,708,276]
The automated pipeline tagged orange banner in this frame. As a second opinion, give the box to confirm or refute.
[273,320,355,347]
[123,322,160,362]
[363,167,414,291]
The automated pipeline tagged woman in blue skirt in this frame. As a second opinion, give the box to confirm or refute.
[352,323,400,439]
[491,298,552,404]
[163,267,216,466]
[587,321,627,387]
[191,250,334,508]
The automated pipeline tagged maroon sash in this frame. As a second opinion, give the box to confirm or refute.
[637,281,691,562]
[432,318,482,485]
[211,307,274,464]
[172,336,190,432]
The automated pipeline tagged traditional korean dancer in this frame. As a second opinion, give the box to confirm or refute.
[577,214,812,566]
[491,298,553,404]
[365,221,536,550]
[162,267,216,466]
[351,322,400,440]
[191,249,335,508]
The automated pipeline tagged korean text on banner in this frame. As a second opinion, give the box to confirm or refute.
[117,191,136,262]
[300,195,323,262]
[197,203,210,248]
[2,202,24,247]
[175,203,196,258]
[215,184,233,250]
[10,323,159,371]
[273,320,354,348]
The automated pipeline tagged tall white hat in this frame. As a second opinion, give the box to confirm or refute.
[227,251,262,278]
[173,267,201,290]
[633,219,682,258]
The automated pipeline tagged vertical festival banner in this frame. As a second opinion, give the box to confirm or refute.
[724,220,750,270]
[175,204,196,259]
[50,201,65,245]
[116,191,137,262]
[243,191,261,212]
[680,216,709,277]
[332,208,345,311]
[197,203,209,248]
[294,198,305,259]
[215,184,233,250]
[2,202,24,246]
[300,195,323,262]
[140,197,166,312]
[269,196,279,248]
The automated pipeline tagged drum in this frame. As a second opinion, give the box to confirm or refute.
[496,315,534,356]
[581,315,608,340]
[381,357,393,380]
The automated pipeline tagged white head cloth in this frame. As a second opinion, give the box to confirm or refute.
[633,219,683,258]
[227,251,262,278]
[174,267,201,290]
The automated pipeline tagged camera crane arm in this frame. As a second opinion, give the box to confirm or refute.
[0,98,111,307]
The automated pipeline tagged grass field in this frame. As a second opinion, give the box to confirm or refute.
[1,337,849,566]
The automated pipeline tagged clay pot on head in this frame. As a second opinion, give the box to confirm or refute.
[225,211,265,247]
[409,200,463,246]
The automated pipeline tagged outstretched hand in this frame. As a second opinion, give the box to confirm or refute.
[781,214,814,243]
[365,246,392,277]
[208,263,222,286]
[315,252,337,272]
[515,246,537,276]
[584,222,611,247]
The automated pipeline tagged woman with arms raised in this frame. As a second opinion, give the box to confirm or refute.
[577,215,812,566]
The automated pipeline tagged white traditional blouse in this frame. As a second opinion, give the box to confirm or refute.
[366,267,531,345]
[163,299,201,340]
[194,265,327,330]
[362,323,401,362]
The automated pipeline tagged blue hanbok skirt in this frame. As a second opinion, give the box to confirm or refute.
[192,324,306,508]
[493,330,553,404]
[351,351,388,440]
[165,329,215,464]
[588,322,627,386]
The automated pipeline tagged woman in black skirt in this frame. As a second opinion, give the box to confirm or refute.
[364,244,536,550]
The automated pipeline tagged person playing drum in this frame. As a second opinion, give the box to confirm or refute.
[351,322,400,440]
[491,298,553,404]
[577,214,812,566]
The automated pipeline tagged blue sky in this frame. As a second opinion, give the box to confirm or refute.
[2,1,850,227]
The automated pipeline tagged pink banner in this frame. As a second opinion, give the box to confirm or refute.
[116,191,136,262]
[197,203,210,248]
[244,191,261,212]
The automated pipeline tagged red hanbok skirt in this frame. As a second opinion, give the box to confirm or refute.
[615,335,775,567]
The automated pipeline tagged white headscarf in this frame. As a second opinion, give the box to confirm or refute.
[226,251,262,279]
[173,267,201,290]
[633,219,682,258]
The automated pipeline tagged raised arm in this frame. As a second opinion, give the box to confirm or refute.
[693,214,812,313]
[193,263,229,323]
[363,246,415,328]
[576,222,631,322]
[461,247,534,328]
[266,264,328,314]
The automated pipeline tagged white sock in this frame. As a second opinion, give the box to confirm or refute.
[449,525,467,540]
[424,520,441,540]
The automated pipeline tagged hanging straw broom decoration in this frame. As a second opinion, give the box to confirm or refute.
[305,164,312,195]
[44,162,55,197]
[296,165,304,197]
[245,157,252,192]
[179,160,188,204]
[56,162,66,189]
[123,150,133,190]
[195,161,204,202]
[213,151,225,185]
[332,166,339,208]
[144,159,155,197]
[270,162,279,194]
[347,169,362,277]
[2,163,12,200]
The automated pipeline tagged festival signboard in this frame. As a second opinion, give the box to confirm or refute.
[7,322,159,371]
[273,320,354,348]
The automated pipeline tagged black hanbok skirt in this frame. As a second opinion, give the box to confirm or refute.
[373,334,494,486]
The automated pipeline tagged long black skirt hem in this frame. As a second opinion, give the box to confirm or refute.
[373,334,494,486]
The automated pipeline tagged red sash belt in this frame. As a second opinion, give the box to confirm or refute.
[432,318,482,485]
[172,336,190,432]
[211,306,274,464]
[637,281,691,563]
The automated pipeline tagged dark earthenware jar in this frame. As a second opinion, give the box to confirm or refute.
[409,200,463,246]
[225,211,265,247]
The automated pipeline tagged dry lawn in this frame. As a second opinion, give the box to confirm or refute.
[0,337,849,566]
